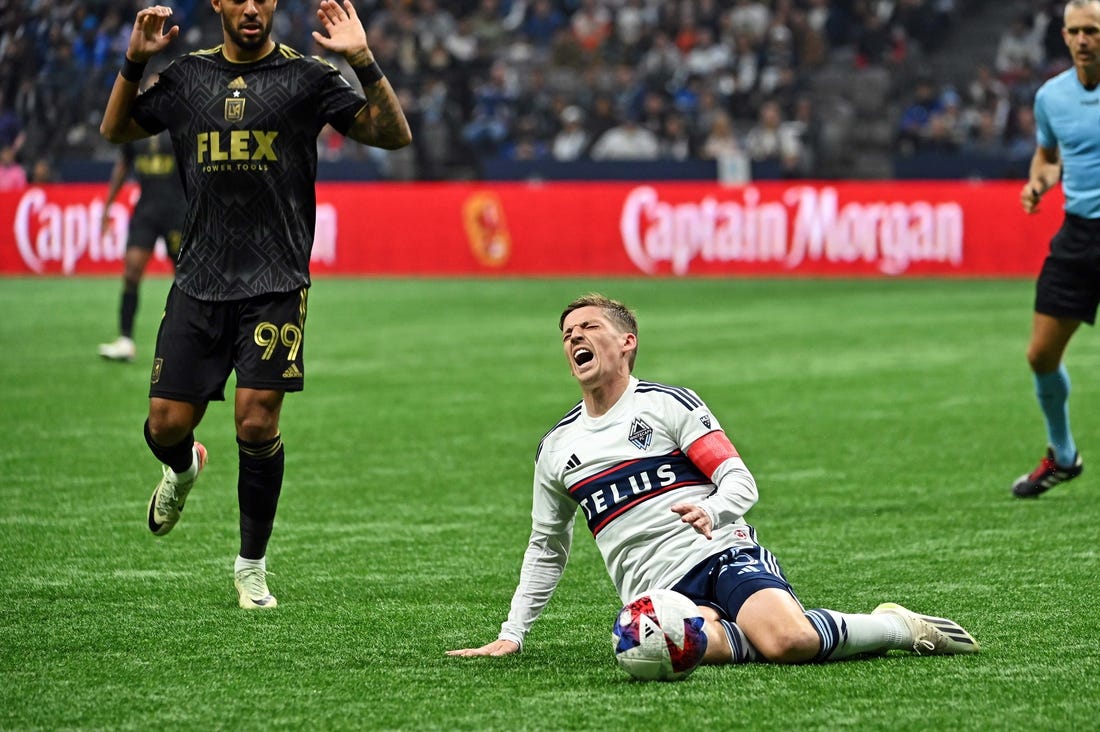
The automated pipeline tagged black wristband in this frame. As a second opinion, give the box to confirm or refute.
[120,57,147,83]
[353,61,384,87]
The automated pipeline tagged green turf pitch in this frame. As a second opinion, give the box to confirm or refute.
[1,277,1097,731]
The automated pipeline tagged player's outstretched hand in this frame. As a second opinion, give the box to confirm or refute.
[671,502,713,540]
[127,6,179,63]
[313,0,371,63]
[446,639,520,657]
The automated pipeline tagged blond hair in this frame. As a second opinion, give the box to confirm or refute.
[558,293,639,370]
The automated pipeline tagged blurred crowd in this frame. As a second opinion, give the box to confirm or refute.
[0,0,1057,185]
[893,0,1070,166]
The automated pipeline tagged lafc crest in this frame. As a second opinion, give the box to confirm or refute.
[225,76,247,121]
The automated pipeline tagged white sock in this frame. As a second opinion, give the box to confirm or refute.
[819,610,910,659]
[235,555,266,574]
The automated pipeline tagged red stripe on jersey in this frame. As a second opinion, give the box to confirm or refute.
[686,431,739,478]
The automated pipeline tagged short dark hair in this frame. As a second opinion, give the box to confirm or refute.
[558,293,639,370]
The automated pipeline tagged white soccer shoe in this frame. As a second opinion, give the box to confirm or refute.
[873,603,980,655]
[147,442,208,536]
[98,336,136,362]
[235,566,278,610]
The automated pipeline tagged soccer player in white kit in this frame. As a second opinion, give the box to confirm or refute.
[448,294,979,664]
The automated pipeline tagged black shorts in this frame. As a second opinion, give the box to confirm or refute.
[1035,213,1100,325]
[128,201,183,261]
[149,285,309,401]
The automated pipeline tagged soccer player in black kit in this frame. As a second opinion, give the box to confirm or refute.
[98,95,186,363]
[100,0,411,609]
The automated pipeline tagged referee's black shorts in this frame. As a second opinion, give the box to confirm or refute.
[149,285,309,402]
[1036,213,1100,325]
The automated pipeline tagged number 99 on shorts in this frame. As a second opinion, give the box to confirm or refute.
[253,321,303,361]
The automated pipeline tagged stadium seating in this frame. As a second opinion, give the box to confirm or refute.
[0,0,1054,183]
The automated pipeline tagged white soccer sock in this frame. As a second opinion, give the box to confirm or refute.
[234,555,266,573]
[818,609,910,659]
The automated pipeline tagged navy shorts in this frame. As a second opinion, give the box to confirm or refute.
[671,544,798,621]
[149,285,309,401]
[1035,214,1100,325]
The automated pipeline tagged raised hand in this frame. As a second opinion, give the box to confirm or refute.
[312,0,372,65]
[127,6,179,62]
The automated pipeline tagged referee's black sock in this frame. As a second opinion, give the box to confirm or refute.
[237,434,284,560]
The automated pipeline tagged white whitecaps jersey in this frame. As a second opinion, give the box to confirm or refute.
[499,376,759,647]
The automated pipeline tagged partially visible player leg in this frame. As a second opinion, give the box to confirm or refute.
[144,285,226,538]
[230,289,307,609]
[1014,313,1084,497]
[1035,365,1076,465]
[120,247,152,338]
[697,546,820,664]
[100,231,154,362]
[803,608,925,659]
[740,593,978,661]
[233,387,285,610]
[696,606,758,664]
[736,588,822,663]
[145,398,209,535]
[701,545,964,663]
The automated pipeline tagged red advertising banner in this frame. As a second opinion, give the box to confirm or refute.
[0,181,1062,277]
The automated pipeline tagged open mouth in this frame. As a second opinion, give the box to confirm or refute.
[573,348,594,366]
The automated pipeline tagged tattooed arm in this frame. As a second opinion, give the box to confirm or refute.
[344,71,412,150]
[312,0,411,150]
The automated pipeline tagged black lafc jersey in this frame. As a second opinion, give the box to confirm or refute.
[123,131,185,214]
[132,44,366,301]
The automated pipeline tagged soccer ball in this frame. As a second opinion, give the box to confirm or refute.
[611,589,708,681]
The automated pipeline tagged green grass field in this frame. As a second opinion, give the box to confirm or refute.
[1,277,1097,731]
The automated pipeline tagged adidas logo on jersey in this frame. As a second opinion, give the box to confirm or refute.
[282,363,303,378]
[565,454,582,471]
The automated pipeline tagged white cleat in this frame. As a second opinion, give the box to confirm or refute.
[235,566,278,610]
[98,336,136,362]
[873,603,980,655]
[147,442,207,536]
